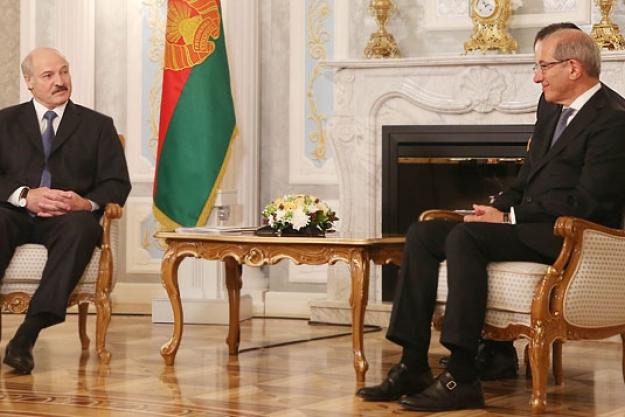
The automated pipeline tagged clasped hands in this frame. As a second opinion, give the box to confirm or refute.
[463,204,506,223]
[26,187,91,217]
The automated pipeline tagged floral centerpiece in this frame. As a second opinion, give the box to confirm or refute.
[259,194,338,236]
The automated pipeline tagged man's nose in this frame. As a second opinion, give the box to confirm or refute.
[532,71,543,84]
[52,74,64,85]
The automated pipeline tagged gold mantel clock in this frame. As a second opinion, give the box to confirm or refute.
[464,0,518,54]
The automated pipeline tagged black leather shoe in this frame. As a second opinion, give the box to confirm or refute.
[476,341,518,380]
[3,340,34,374]
[356,363,434,401]
[438,340,518,380]
[399,371,485,411]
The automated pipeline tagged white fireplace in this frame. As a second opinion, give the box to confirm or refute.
[310,52,625,326]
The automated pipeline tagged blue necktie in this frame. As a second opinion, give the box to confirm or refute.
[40,110,58,187]
[550,107,575,147]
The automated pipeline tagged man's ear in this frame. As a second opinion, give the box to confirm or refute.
[23,75,34,90]
[568,59,583,80]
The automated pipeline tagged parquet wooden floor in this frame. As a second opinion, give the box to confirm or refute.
[0,314,624,416]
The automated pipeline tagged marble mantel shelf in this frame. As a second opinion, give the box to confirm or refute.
[323,50,625,69]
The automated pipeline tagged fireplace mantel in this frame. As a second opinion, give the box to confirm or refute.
[324,51,625,69]
[309,52,625,326]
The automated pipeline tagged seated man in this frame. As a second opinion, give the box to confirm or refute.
[0,47,131,373]
[357,23,625,412]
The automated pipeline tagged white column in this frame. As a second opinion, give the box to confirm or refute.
[222,0,267,315]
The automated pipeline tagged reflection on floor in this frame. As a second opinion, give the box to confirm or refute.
[0,314,624,416]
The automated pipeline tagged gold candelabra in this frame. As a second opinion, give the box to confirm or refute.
[591,0,625,50]
[364,0,400,58]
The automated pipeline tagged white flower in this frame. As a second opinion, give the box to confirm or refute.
[275,209,286,223]
[290,207,310,230]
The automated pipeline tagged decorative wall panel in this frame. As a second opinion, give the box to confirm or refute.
[126,0,166,183]
[289,0,338,184]
[425,0,592,30]
[0,0,19,109]
[125,197,165,274]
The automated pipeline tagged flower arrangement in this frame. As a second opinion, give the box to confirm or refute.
[261,194,338,235]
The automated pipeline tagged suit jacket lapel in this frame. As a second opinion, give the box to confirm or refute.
[529,87,605,180]
[51,100,80,155]
[17,101,45,156]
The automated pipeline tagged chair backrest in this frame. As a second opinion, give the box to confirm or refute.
[562,228,625,328]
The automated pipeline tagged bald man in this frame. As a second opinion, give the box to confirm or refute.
[0,48,131,373]
[357,23,625,412]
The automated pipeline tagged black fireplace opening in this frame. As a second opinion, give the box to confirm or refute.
[381,124,534,301]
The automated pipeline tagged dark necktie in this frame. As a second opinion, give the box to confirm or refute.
[550,107,575,147]
[40,110,58,187]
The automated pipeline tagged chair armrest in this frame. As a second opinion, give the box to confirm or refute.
[419,209,464,222]
[551,216,625,272]
[101,203,123,248]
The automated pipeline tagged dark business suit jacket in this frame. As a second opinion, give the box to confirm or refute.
[0,100,131,209]
[492,84,625,256]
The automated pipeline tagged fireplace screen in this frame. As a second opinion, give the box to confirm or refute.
[381,124,534,300]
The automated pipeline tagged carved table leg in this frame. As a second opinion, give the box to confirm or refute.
[160,243,188,366]
[224,257,243,355]
[348,249,370,382]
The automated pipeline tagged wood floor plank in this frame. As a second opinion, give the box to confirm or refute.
[0,314,624,416]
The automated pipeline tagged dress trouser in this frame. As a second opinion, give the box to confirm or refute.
[0,206,102,323]
[386,219,558,356]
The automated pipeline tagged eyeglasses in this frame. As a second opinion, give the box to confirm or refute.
[532,59,570,74]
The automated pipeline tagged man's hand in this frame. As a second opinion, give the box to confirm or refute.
[26,187,92,217]
[463,204,506,223]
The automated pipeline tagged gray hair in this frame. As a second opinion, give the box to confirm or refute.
[551,29,601,78]
[21,48,68,77]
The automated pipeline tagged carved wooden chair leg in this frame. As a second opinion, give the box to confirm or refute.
[524,343,531,378]
[552,340,563,385]
[529,334,551,414]
[621,333,625,384]
[95,287,112,364]
[78,302,90,350]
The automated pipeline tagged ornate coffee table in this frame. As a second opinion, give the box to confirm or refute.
[155,231,404,381]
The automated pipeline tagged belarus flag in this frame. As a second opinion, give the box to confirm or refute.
[153,0,236,229]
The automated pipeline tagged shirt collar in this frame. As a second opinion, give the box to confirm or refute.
[32,99,68,124]
[566,82,601,112]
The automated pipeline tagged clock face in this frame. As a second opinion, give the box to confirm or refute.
[474,0,497,18]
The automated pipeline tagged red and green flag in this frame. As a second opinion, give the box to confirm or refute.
[153,0,236,229]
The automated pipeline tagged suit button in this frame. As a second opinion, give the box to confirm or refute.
[525,197,533,203]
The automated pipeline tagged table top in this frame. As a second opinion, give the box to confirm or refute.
[155,230,405,246]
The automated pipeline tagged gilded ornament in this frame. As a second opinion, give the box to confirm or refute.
[307,0,331,161]
[464,0,518,54]
[364,0,400,59]
[145,0,167,156]
[591,0,625,50]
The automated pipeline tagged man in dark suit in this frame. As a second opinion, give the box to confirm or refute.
[357,24,625,411]
[0,48,131,374]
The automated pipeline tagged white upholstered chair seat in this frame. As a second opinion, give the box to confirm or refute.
[2,219,119,297]
[435,261,549,328]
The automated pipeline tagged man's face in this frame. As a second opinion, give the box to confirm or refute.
[533,36,573,105]
[24,50,72,109]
